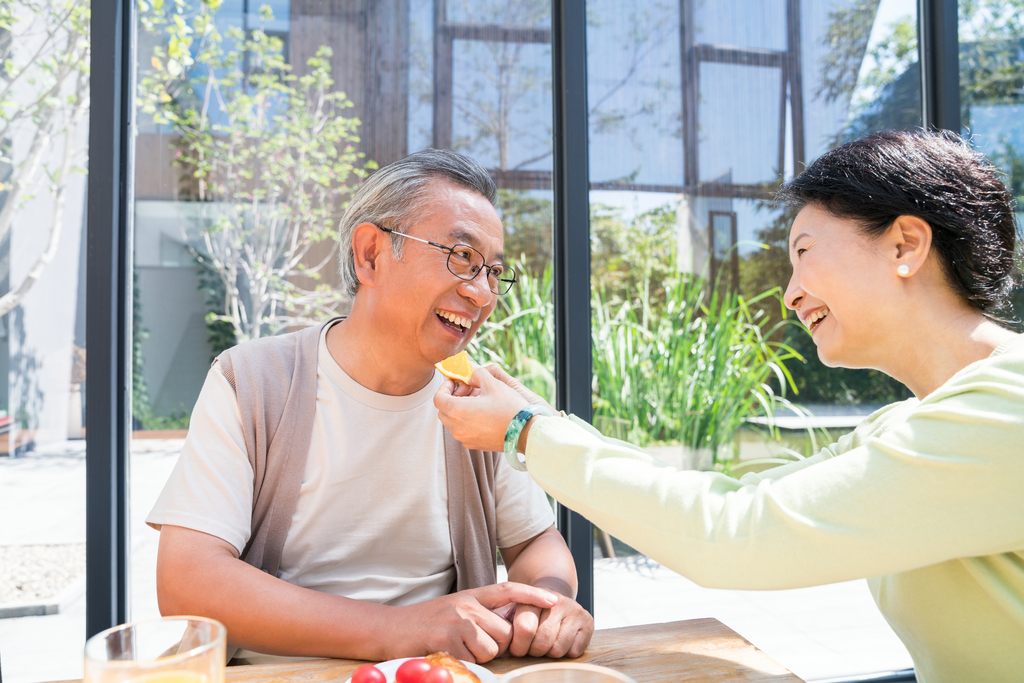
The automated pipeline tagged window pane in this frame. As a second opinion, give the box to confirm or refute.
[959,0,1024,328]
[0,0,90,679]
[587,0,920,679]
[129,0,554,635]
[696,0,787,51]
[698,63,783,184]
[452,40,553,172]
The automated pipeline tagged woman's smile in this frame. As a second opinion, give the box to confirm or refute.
[802,306,830,334]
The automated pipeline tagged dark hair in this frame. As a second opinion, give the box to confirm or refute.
[777,129,1019,313]
[338,148,497,297]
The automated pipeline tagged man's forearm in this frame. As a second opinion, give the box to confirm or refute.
[158,525,561,663]
[501,525,592,660]
[504,526,578,598]
[158,525,395,660]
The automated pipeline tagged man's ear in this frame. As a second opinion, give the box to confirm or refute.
[351,222,384,288]
[889,215,933,277]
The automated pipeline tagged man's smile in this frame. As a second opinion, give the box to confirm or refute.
[436,308,475,334]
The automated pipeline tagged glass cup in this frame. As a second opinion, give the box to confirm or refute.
[499,663,637,683]
[84,616,227,683]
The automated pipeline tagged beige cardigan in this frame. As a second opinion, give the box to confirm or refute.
[215,317,501,592]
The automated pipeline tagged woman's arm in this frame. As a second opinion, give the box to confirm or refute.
[436,347,1024,590]
[523,377,1024,589]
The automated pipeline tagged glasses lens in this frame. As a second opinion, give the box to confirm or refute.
[446,245,516,295]
[447,245,484,279]
[495,266,517,295]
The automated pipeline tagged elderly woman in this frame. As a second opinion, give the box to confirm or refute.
[434,129,1024,683]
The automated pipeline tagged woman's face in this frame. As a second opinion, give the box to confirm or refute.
[784,204,899,369]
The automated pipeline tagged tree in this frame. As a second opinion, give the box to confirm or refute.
[960,0,1024,113]
[422,0,675,260]
[815,1,921,145]
[138,0,374,342]
[589,202,678,320]
[815,0,882,108]
[959,1,1024,328]
[0,0,89,316]
[447,0,551,171]
[497,189,552,276]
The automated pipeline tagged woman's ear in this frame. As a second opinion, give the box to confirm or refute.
[351,222,384,288]
[890,215,933,278]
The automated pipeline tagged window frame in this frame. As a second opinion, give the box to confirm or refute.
[86,0,136,636]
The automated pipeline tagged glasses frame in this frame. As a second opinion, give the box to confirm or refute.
[377,225,517,295]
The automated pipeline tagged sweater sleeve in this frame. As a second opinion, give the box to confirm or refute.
[146,365,255,554]
[524,351,1024,590]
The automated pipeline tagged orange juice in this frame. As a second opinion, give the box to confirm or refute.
[130,671,209,683]
[84,617,225,683]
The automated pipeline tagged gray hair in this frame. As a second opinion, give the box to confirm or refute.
[337,148,498,297]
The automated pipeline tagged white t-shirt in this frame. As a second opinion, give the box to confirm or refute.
[148,323,555,609]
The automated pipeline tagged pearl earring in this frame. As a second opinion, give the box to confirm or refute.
[897,264,910,277]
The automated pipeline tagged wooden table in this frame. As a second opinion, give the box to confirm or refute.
[222,619,805,683]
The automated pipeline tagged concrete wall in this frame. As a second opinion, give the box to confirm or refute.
[134,200,214,419]
[4,124,88,451]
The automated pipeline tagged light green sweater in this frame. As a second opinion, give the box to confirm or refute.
[525,336,1024,683]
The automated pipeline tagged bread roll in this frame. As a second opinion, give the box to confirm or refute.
[424,652,482,683]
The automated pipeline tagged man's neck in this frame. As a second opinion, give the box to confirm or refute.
[325,311,436,397]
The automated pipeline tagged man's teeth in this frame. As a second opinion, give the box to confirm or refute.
[805,308,829,329]
[437,310,471,329]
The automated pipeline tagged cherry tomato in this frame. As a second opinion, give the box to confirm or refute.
[421,665,454,683]
[351,664,386,683]
[395,658,433,683]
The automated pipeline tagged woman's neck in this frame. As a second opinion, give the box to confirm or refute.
[882,309,1018,399]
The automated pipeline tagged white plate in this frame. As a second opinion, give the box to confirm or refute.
[345,657,499,683]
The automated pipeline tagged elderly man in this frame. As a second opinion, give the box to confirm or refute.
[147,149,593,664]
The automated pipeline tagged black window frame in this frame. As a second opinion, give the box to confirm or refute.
[86,0,135,636]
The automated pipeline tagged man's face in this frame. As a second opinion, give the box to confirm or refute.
[374,179,504,369]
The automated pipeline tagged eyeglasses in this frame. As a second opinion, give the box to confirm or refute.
[377,225,518,295]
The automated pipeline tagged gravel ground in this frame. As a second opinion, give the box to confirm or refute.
[0,544,86,604]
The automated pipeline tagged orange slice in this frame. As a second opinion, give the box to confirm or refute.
[436,351,474,383]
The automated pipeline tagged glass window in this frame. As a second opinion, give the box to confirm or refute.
[698,63,784,184]
[10,0,1019,678]
[0,0,90,679]
[587,0,920,679]
[129,0,554,620]
[959,0,1024,328]
[695,0,787,51]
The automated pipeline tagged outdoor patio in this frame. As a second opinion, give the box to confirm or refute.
[0,440,913,683]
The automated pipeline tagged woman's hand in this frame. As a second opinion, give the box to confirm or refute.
[478,364,557,413]
[434,364,548,452]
